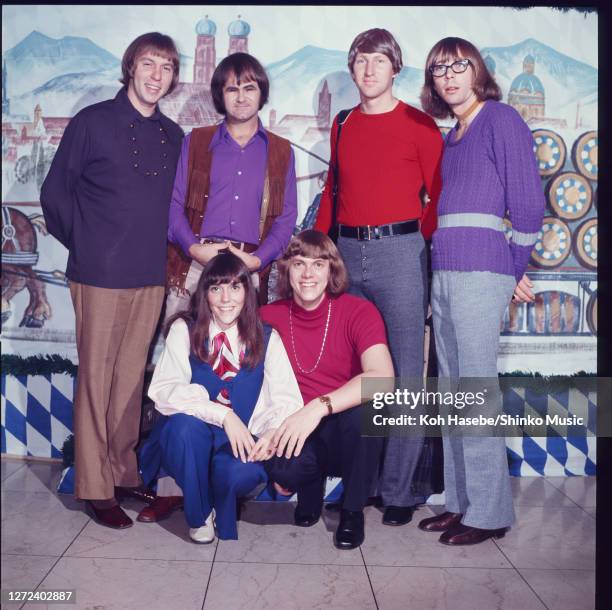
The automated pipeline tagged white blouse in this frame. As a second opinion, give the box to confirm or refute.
[148,318,303,436]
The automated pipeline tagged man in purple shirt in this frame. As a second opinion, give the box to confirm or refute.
[138,52,297,523]
[164,52,297,315]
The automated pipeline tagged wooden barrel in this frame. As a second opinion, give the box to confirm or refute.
[572,130,597,181]
[531,217,571,268]
[532,129,566,177]
[527,291,581,334]
[586,291,597,335]
[573,218,597,270]
[546,171,592,220]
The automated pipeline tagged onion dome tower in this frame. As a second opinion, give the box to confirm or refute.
[194,16,217,85]
[228,16,250,55]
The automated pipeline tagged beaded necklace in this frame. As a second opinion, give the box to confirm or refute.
[288,300,332,374]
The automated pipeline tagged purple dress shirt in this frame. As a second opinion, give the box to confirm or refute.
[168,120,297,269]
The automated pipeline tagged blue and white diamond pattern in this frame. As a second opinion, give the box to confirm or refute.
[1,374,74,458]
[505,385,596,476]
[3,372,595,493]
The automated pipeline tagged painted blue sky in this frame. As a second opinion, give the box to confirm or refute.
[2,5,597,69]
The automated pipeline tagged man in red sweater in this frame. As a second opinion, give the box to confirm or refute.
[314,28,443,526]
[261,230,394,549]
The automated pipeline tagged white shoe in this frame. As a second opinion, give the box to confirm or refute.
[189,510,215,544]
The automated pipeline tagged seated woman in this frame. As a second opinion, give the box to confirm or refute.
[139,252,303,543]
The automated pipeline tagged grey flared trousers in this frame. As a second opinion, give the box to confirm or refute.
[431,270,516,529]
[338,232,428,507]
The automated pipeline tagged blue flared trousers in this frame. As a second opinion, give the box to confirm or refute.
[140,413,267,539]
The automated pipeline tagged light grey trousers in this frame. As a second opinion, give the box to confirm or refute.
[431,270,516,529]
[338,232,428,507]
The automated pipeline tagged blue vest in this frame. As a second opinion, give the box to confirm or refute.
[188,323,272,426]
[139,324,272,485]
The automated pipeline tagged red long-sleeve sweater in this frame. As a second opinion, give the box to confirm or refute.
[314,100,443,241]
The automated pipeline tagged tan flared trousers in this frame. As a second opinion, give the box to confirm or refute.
[70,281,164,500]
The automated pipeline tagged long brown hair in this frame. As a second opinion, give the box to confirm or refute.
[420,37,501,119]
[275,230,349,300]
[120,32,180,94]
[210,53,270,114]
[348,28,403,75]
[167,252,264,368]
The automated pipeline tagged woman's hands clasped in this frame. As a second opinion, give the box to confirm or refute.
[223,411,255,463]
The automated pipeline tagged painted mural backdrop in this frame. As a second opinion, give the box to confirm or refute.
[1,6,597,373]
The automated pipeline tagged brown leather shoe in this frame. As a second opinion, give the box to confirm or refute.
[115,485,156,504]
[137,496,183,523]
[418,511,463,532]
[439,522,507,546]
[85,501,133,529]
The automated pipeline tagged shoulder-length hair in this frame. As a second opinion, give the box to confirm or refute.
[275,230,349,300]
[348,28,403,75]
[420,37,502,120]
[167,252,264,368]
[211,53,270,115]
[120,32,180,94]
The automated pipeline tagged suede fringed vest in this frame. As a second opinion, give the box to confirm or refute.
[166,126,292,305]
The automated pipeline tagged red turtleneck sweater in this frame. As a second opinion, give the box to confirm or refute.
[260,293,387,404]
[314,101,444,241]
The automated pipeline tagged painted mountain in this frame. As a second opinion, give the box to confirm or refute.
[480,38,597,124]
[8,39,192,118]
[5,32,597,128]
[266,44,424,119]
[4,30,120,97]
[14,66,122,117]
[13,55,192,118]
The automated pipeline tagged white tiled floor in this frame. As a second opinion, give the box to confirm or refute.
[1,457,596,609]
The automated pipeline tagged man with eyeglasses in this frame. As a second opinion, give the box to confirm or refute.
[418,37,543,545]
[314,28,444,527]
[429,58,472,78]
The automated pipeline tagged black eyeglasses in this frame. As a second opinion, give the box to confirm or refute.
[429,59,472,78]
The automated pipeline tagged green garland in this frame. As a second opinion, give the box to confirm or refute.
[1,354,78,377]
[0,354,594,381]
[61,435,74,468]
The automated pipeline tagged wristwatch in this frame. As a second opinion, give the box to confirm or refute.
[318,395,333,416]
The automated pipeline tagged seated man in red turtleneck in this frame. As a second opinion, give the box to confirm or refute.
[260,230,394,550]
